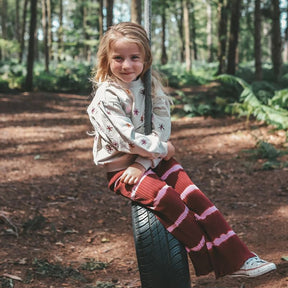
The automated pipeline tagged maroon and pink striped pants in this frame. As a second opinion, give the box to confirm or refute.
[107,158,254,278]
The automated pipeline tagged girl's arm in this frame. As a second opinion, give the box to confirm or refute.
[88,89,169,160]
[121,141,176,185]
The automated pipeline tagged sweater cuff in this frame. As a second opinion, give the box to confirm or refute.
[135,157,152,171]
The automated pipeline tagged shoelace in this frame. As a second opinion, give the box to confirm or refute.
[244,256,266,267]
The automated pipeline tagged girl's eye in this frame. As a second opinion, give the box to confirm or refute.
[132,55,140,60]
[113,56,123,61]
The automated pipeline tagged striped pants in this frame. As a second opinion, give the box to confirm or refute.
[107,158,254,278]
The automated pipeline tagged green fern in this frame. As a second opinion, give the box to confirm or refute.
[269,89,288,108]
[216,74,288,129]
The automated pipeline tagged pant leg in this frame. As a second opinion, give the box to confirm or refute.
[107,168,214,276]
[152,158,254,278]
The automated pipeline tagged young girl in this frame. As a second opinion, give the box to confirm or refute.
[87,22,276,279]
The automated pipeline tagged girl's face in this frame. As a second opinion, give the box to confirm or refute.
[109,39,145,83]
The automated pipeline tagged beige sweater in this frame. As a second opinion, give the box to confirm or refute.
[87,78,171,172]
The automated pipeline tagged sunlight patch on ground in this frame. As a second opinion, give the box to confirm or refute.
[276,205,288,218]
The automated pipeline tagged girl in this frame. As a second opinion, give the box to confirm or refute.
[87,22,276,279]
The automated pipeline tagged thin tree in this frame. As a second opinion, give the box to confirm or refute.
[206,0,214,62]
[98,0,104,38]
[0,0,8,60]
[25,0,38,91]
[190,1,198,60]
[183,0,191,71]
[57,0,63,62]
[173,0,185,62]
[284,2,288,62]
[41,0,49,72]
[161,0,168,65]
[217,0,229,75]
[106,0,114,29]
[19,0,29,63]
[131,0,142,24]
[15,0,20,45]
[254,0,262,80]
[227,0,241,75]
[271,0,282,81]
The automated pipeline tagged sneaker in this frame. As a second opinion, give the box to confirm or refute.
[231,255,276,278]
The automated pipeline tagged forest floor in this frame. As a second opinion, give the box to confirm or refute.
[0,89,288,288]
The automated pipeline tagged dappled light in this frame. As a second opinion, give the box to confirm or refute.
[0,91,287,287]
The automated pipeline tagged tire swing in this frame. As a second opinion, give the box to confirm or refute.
[131,1,191,287]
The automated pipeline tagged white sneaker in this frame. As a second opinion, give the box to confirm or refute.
[231,255,276,278]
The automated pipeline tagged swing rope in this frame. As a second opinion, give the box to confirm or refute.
[144,0,152,135]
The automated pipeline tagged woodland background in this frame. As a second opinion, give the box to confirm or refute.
[0,0,288,129]
[1,1,288,288]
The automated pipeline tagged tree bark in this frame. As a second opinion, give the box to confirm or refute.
[271,0,282,81]
[284,3,288,62]
[47,0,52,61]
[0,0,8,60]
[25,0,38,91]
[131,0,142,24]
[183,0,191,71]
[57,0,63,62]
[161,0,168,65]
[227,0,241,75]
[190,1,198,60]
[19,0,29,63]
[254,0,262,80]
[98,0,104,37]
[106,0,114,29]
[16,0,20,43]
[206,0,213,62]
[174,0,185,62]
[217,0,229,75]
[41,0,49,72]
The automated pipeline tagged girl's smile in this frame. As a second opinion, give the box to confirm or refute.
[110,39,144,83]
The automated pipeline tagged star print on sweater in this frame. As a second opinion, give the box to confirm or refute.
[87,78,171,172]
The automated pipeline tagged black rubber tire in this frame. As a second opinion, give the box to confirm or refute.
[131,202,191,288]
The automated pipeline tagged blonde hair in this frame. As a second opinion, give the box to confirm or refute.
[94,22,152,83]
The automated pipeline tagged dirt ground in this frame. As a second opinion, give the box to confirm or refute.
[0,90,288,288]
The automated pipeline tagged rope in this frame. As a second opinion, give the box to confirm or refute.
[144,0,152,135]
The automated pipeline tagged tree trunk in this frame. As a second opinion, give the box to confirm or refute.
[0,0,8,60]
[174,0,185,62]
[206,0,213,62]
[190,1,198,61]
[217,0,229,75]
[47,0,52,61]
[98,0,104,37]
[57,0,63,62]
[106,0,114,29]
[227,0,241,75]
[183,0,191,71]
[284,4,288,62]
[161,0,168,65]
[19,0,29,63]
[254,0,262,80]
[41,0,49,72]
[131,0,142,24]
[16,0,20,43]
[25,0,38,91]
[271,0,282,81]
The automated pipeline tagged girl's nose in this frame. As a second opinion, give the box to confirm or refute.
[122,59,131,69]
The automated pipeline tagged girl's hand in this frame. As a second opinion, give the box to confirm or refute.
[164,141,175,160]
[120,163,146,185]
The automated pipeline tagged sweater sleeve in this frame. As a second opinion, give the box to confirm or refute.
[88,89,168,160]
